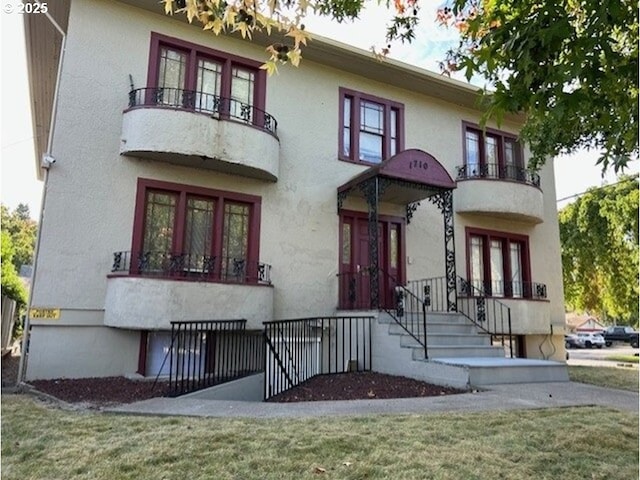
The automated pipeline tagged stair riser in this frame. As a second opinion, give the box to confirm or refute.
[388,323,479,335]
[400,335,492,347]
[401,315,472,325]
[468,365,570,385]
[411,346,506,360]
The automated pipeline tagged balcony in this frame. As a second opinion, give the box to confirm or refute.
[104,251,273,330]
[455,163,544,223]
[120,88,280,181]
[458,278,551,334]
[459,279,547,300]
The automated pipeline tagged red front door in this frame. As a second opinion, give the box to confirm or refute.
[339,212,404,309]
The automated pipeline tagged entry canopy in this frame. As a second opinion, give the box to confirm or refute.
[338,149,456,206]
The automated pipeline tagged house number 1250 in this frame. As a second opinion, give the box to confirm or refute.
[409,160,429,170]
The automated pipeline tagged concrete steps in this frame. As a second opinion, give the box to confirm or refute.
[371,310,568,388]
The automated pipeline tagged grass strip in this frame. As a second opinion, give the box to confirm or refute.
[604,354,639,364]
[568,365,639,392]
[2,395,638,480]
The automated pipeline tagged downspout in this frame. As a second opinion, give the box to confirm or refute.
[17,8,67,383]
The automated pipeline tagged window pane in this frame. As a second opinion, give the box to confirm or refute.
[510,242,523,297]
[222,202,250,280]
[184,197,215,270]
[196,58,222,113]
[230,67,255,122]
[485,136,499,166]
[143,191,177,271]
[343,97,351,157]
[359,132,383,163]
[490,239,504,297]
[505,140,515,166]
[342,222,351,265]
[390,226,398,269]
[390,108,398,157]
[360,101,384,133]
[158,47,187,106]
[466,130,480,174]
[470,236,484,292]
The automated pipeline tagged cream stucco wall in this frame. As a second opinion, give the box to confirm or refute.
[121,107,280,181]
[27,0,566,378]
[26,326,139,380]
[455,179,544,223]
[104,276,273,329]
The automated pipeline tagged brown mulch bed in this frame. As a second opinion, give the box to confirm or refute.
[29,377,170,406]
[267,371,466,402]
[5,352,464,406]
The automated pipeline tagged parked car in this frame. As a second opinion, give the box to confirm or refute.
[565,334,585,349]
[602,326,640,348]
[575,332,606,349]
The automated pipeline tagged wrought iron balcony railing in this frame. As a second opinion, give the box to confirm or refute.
[127,87,278,136]
[111,251,272,285]
[458,279,547,300]
[456,163,541,188]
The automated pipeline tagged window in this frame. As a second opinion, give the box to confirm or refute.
[466,228,531,298]
[462,123,524,180]
[131,179,262,283]
[147,33,266,122]
[339,88,404,164]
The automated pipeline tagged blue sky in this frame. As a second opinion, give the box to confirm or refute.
[1,3,636,218]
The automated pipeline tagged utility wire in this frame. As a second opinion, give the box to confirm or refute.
[556,174,639,203]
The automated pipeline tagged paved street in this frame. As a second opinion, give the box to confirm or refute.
[566,344,639,367]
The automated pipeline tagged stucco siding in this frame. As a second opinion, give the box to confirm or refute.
[26,325,139,380]
[27,0,566,379]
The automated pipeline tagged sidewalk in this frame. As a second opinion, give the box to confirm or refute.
[108,381,639,419]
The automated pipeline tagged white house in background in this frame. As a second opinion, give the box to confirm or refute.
[23,0,567,387]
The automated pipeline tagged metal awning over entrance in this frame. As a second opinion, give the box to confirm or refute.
[337,149,458,310]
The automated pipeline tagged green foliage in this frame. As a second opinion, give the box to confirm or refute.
[1,230,27,307]
[441,0,639,172]
[1,203,37,271]
[559,175,639,326]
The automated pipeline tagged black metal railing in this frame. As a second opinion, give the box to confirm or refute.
[337,269,400,310]
[457,277,513,357]
[263,316,373,400]
[377,269,430,360]
[407,276,514,357]
[405,276,452,312]
[127,87,278,136]
[462,280,547,299]
[336,269,430,359]
[111,251,272,285]
[164,320,264,396]
[456,163,541,188]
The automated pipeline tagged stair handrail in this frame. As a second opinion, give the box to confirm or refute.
[377,269,429,360]
[408,276,513,358]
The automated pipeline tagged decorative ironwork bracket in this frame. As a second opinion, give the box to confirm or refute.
[427,190,457,312]
[406,202,420,224]
[337,190,348,213]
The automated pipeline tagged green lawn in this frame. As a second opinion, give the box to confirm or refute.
[568,365,639,392]
[605,354,639,364]
[2,395,638,480]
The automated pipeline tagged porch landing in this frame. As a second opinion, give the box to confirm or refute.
[428,357,569,386]
[371,311,569,388]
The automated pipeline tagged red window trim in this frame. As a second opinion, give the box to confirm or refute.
[461,121,523,169]
[338,87,405,165]
[464,227,533,299]
[131,178,261,269]
[146,32,266,112]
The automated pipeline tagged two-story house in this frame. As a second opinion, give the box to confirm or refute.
[23,0,567,389]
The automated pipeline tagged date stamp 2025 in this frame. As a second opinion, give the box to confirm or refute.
[3,2,48,14]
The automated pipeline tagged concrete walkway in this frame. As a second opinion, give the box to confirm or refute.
[107,382,639,419]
